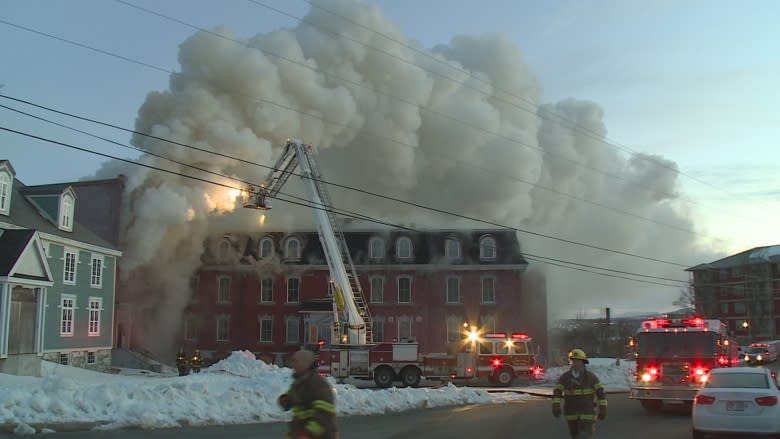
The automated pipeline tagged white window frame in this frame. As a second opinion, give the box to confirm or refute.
[286,316,300,344]
[369,237,385,259]
[285,237,301,259]
[259,316,273,343]
[59,192,74,231]
[445,238,461,259]
[59,353,69,365]
[88,297,102,336]
[63,248,77,285]
[370,276,384,303]
[396,237,412,259]
[480,236,497,260]
[216,315,230,342]
[286,277,300,303]
[481,276,496,304]
[90,254,104,288]
[397,276,412,304]
[60,294,76,337]
[260,277,274,303]
[0,171,10,215]
[217,276,231,303]
[259,237,274,259]
[446,276,461,304]
[87,351,96,365]
[398,316,412,340]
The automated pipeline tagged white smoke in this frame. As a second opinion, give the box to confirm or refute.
[106,0,713,355]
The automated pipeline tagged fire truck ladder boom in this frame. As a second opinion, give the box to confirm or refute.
[252,139,372,345]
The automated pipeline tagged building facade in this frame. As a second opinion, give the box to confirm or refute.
[689,246,780,344]
[0,160,121,375]
[182,229,547,365]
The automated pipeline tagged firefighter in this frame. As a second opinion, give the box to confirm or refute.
[278,350,338,439]
[552,348,607,438]
[175,349,189,377]
[190,349,203,373]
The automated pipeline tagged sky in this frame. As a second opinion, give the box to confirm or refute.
[2,0,779,321]
[0,352,632,433]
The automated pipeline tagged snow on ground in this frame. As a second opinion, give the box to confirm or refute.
[0,352,634,433]
[541,358,634,391]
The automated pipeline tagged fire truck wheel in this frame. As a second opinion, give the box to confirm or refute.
[494,367,514,386]
[373,366,394,388]
[400,367,421,388]
[639,399,663,412]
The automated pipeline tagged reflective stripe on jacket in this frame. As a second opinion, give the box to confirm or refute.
[552,369,607,421]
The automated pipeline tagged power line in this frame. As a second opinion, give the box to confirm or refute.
[0,123,694,288]
[299,0,741,199]
[0,93,693,268]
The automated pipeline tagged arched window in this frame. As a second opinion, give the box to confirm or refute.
[0,172,10,213]
[369,237,385,259]
[218,239,231,260]
[259,237,274,259]
[445,238,461,259]
[396,237,412,259]
[59,193,74,231]
[285,237,301,259]
[480,236,496,260]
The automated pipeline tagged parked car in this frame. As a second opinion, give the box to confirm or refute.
[692,367,780,438]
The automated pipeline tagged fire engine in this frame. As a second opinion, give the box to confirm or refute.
[245,139,542,387]
[629,316,739,412]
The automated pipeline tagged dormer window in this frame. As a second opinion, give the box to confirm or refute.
[369,237,385,259]
[0,171,10,215]
[445,238,461,259]
[259,237,274,259]
[59,192,75,231]
[396,237,412,259]
[218,239,231,260]
[480,236,496,260]
[285,237,301,259]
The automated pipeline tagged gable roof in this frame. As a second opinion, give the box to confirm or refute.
[0,228,53,283]
[0,160,16,176]
[687,245,780,271]
[0,228,35,276]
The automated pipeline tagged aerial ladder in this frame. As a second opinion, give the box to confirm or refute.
[243,139,372,345]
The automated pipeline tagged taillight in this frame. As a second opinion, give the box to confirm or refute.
[695,394,716,405]
[648,367,658,375]
[755,396,778,406]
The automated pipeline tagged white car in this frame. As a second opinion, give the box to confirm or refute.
[692,367,780,438]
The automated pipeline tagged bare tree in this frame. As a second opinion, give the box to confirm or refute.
[673,288,695,311]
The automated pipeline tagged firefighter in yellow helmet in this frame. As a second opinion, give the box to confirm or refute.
[175,348,189,377]
[552,349,607,438]
[190,349,203,373]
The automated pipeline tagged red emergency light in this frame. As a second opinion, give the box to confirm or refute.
[511,332,529,339]
[484,332,507,339]
[491,358,503,368]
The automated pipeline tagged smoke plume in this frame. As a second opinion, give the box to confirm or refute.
[104,0,713,355]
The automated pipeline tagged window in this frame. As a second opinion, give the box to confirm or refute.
[259,317,273,342]
[446,316,463,343]
[184,317,197,341]
[482,277,496,304]
[445,238,461,259]
[59,193,74,231]
[285,238,301,259]
[372,319,384,342]
[59,353,69,365]
[370,277,384,303]
[219,240,230,260]
[397,277,411,303]
[513,342,528,355]
[218,276,231,303]
[260,278,273,303]
[398,317,412,340]
[720,302,729,314]
[60,295,75,336]
[88,298,102,336]
[446,277,460,304]
[216,316,230,342]
[480,236,496,260]
[480,315,497,334]
[90,254,104,288]
[396,237,412,259]
[0,172,10,214]
[259,237,274,259]
[287,278,300,303]
[735,302,746,314]
[63,249,77,284]
[369,237,385,259]
[87,351,96,365]
[479,341,494,355]
[286,317,300,343]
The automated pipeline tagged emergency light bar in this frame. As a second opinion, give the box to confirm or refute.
[640,317,721,332]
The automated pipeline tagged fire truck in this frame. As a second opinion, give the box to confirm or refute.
[246,139,542,387]
[629,316,739,412]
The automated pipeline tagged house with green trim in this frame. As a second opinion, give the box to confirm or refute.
[0,160,122,376]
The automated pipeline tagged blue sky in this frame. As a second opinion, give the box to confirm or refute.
[2,0,779,317]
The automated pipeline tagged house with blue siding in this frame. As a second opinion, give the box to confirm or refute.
[0,160,122,376]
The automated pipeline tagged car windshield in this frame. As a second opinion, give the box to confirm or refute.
[706,373,768,389]
[637,332,717,357]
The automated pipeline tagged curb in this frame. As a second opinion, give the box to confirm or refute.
[0,421,110,434]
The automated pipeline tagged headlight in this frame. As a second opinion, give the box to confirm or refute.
[758,355,763,361]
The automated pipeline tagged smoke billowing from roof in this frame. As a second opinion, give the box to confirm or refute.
[105,0,711,355]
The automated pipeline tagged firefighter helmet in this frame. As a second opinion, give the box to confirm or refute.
[568,348,589,364]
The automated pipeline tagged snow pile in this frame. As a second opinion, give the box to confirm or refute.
[542,358,634,391]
